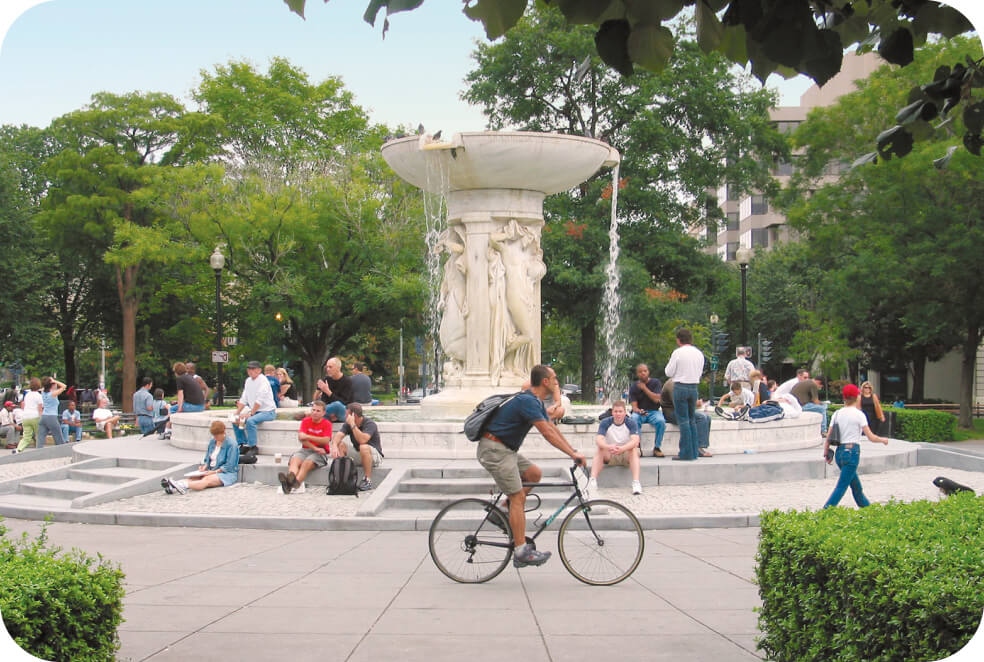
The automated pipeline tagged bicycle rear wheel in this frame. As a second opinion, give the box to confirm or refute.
[557,499,644,586]
[428,498,514,583]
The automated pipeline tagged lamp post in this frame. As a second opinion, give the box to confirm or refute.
[735,246,752,349]
[210,247,225,406]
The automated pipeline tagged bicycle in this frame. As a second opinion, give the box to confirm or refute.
[428,463,644,586]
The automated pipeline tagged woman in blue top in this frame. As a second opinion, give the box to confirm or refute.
[162,420,239,494]
[37,376,67,446]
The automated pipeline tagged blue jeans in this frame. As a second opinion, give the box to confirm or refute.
[823,444,869,508]
[323,401,347,422]
[170,402,206,414]
[61,423,83,442]
[673,383,700,460]
[137,416,155,434]
[802,402,829,434]
[631,410,666,450]
[233,408,277,447]
[664,410,711,449]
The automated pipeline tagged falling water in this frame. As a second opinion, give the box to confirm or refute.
[600,164,626,404]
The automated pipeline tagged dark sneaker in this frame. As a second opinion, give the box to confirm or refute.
[357,477,373,491]
[652,448,664,458]
[513,544,551,568]
[278,471,293,494]
[160,477,173,494]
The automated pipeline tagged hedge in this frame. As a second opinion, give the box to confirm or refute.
[826,405,956,442]
[0,521,125,661]
[756,495,984,661]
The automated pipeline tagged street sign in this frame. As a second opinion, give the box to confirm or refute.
[211,351,229,363]
[710,356,719,371]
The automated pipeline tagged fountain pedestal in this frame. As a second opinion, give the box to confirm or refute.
[382,132,619,417]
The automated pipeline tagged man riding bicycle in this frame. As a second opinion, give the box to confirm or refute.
[477,364,586,568]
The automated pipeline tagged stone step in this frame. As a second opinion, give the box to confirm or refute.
[117,457,181,471]
[385,491,576,511]
[18,478,108,500]
[399,476,574,494]
[69,466,162,485]
[0,493,75,510]
[409,466,570,480]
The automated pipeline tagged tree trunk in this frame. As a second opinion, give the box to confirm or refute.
[580,321,596,403]
[959,326,980,429]
[60,333,77,391]
[909,346,926,403]
[116,264,140,413]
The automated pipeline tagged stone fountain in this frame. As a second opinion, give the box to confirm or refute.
[381,131,620,418]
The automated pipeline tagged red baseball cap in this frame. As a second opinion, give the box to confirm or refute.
[842,384,860,399]
[3,401,13,407]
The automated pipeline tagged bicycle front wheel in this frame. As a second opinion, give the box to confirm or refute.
[558,499,644,586]
[428,498,513,583]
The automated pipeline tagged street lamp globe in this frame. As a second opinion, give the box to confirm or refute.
[210,246,225,271]
[735,246,753,265]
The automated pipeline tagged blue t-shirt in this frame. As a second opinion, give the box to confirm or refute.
[596,416,640,439]
[484,391,548,451]
[266,376,281,406]
[41,392,60,417]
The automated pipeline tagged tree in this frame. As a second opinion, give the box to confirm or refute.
[463,6,783,396]
[783,37,984,426]
[41,92,219,410]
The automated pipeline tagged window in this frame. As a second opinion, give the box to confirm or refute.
[751,228,769,248]
[750,194,768,215]
[774,120,802,135]
[773,158,794,176]
[726,183,740,201]
[726,242,739,262]
[727,212,739,231]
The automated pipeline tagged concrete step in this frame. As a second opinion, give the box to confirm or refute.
[409,467,570,480]
[399,477,574,494]
[117,457,181,471]
[69,466,162,485]
[385,491,575,511]
[19,478,108,500]
[0,493,75,510]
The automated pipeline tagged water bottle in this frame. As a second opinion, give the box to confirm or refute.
[743,449,757,454]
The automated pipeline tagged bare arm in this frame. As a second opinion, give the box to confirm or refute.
[863,425,889,445]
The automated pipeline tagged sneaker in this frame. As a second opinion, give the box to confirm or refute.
[632,480,643,495]
[168,477,187,495]
[513,544,551,568]
[698,448,713,458]
[357,477,373,491]
[736,405,750,421]
[160,478,173,494]
[278,471,293,494]
[585,477,598,500]
[163,430,172,440]
[652,448,664,458]
[714,405,728,419]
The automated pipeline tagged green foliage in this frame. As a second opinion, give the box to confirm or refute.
[756,495,984,661]
[890,406,958,442]
[0,522,125,661]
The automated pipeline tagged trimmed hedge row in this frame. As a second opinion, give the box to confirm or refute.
[0,522,125,661]
[826,405,956,442]
[756,495,984,661]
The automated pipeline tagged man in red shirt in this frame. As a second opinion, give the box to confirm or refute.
[278,400,332,494]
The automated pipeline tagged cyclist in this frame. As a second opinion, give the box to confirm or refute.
[478,364,586,568]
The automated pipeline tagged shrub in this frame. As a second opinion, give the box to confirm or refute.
[756,495,984,661]
[0,521,125,661]
[825,405,956,442]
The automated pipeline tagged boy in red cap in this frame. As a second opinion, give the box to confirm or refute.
[822,384,889,508]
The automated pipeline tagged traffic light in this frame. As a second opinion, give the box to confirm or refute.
[713,330,730,355]
[760,339,773,363]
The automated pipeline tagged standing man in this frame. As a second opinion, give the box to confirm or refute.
[661,379,713,457]
[664,328,705,461]
[350,362,373,404]
[477,365,586,568]
[313,357,353,422]
[234,361,278,457]
[332,402,384,491]
[724,347,754,390]
[133,377,155,435]
[792,374,829,435]
[628,363,667,457]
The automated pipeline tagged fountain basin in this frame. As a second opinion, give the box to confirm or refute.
[168,409,823,459]
[381,131,620,194]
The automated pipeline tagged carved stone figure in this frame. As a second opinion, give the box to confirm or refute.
[435,227,468,379]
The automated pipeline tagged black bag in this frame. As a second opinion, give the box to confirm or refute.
[828,421,840,446]
[327,456,358,495]
[463,392,521,442]
[238,444,257,464]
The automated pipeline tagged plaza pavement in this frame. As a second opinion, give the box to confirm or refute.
[0,518,764,662]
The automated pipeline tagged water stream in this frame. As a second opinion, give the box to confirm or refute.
[600,164,626,404]
[421,152,450,384]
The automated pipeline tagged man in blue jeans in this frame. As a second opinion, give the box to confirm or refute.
[664,328,705,461]
[628,363,667,457]
[234,361,278,456]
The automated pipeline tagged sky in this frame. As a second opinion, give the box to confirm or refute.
[4,0,978,134]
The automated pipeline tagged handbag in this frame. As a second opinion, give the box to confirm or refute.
[828,420,840,446]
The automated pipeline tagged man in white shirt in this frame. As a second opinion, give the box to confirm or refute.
[664,328,705,461]
[234,361,278,455]
[774,368,809,397]
[724,347,754,390]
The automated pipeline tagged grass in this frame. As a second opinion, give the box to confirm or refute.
[953,418,984,442]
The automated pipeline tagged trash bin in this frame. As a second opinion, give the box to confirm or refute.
[883,410,897,438]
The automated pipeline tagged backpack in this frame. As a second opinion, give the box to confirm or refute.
[327,456,359,495]
[463,392,522,442]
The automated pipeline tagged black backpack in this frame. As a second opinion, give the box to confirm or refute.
[327,456,359,496]
[463,392,522,442]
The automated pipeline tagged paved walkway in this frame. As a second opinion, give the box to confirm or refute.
[0,519,764,662]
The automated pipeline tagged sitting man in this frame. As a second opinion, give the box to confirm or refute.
[278,400,332,494]
[92,397,121,438]
[521,378,570,423]
[314,357,353,422]
[350,362,373,404]
[791,372,829,435]
[1,400,19,449]
[331,402,384,491]
[661,379,713,457]
[628,363,666,457]
[234,361,278,458]
[60,399,83,442]
[264,364,281,408]
[586,400,642,497]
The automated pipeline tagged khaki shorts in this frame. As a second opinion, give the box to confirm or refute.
[477,438,533,496]
[604,447,641,467]
[343,441,382,467]
[291,448,329,468]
